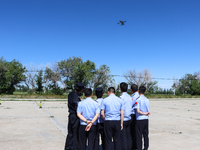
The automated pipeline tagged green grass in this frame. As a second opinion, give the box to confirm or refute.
[1,92,200,99]
[1,92,68,99]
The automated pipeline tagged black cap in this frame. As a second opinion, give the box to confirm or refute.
[96,88,103,92]
[76,82,84,90]
[96,87,103,98]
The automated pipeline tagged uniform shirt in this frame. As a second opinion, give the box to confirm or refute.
[77,97,100,125]
[119,92,132,121]
[135,95,149,120]
[131,92,139,114]
[101,94,124,121]
[68,91,81,114]
[96,98,104,123]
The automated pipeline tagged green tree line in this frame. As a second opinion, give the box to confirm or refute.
[0,56,113,95]
[173,73,200,95]
[2,56,200,96]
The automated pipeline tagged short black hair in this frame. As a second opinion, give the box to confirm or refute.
[131,84,138,92]
[84,88,93,97]
[96,88,103,98]
[120,82,128,92]
[139,86,146,94]
[108,87,115,94]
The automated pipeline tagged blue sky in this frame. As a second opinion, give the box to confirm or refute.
[1,0,200,89]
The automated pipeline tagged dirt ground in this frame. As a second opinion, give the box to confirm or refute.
[0,98,200,150]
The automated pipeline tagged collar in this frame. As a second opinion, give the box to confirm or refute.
[121,92,128,96]
[132,91,138,96]
[109,94,115,96]
[85,97,93,100]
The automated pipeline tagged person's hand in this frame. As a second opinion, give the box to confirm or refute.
[85,123,92,131]
[87,121,93,124]
[145,112,150,116]
[121,124,123,130]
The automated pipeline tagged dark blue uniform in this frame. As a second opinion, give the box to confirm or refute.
[65,91,81,150]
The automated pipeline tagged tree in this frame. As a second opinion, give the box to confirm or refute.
[43,70,50,94]
[36,70,43,94]
[176,74,197,95]
[0,57,26,94]
[190,80,200,95]
[89,64,114,91]
[124,68,152,89]
[147,81,159,94]
[73,60,96,86]
[58,57,96,92]
[0,57,8,94]
[44,63,62,95]
[24,65,37,93]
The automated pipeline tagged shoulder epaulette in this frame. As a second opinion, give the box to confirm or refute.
[136,96,140,100]
[94,100,98,103]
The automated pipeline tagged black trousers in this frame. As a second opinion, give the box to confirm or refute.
[94,123,105,150]
[120,120,132,150]
[65,114,80,150]
[78,125,97,150]
[130,114,137,149]
[136,119,149,150]
[104,120,121,150]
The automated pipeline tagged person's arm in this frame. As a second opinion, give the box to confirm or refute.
[120,109,124,130]
[101,110,105,121]
[92,113,99,124]
[137,109,150,115]
[77,113,89,123]
[85,113,99,131]
[69,92,81,112]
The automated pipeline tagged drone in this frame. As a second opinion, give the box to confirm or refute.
[117,20,126,26]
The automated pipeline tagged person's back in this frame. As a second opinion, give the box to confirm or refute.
[77,88,100,150]
[135,86,150,150]
[131,91,139,114]
[65,82,84,150]
[78,98,99,125]
[119,82,132,150]
[130,84,139,150]
[120,92,132,121]
[135,95,149,120]
[68,91,80,114]
[96,97,104,123]
[103,94,123,120]
[94,88,105,150]
[101,87,124,150]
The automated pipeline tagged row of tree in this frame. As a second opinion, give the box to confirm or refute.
[2,56,199,95]
[173,73,200,95]
[0,56,113,95]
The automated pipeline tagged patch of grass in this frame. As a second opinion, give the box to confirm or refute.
[2,92,200,99]
[50,116,54,118]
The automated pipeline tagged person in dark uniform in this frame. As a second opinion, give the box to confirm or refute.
[64,82,84,150]
[94,88,105,150]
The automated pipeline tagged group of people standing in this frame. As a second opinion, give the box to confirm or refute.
[64,82,150,150]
